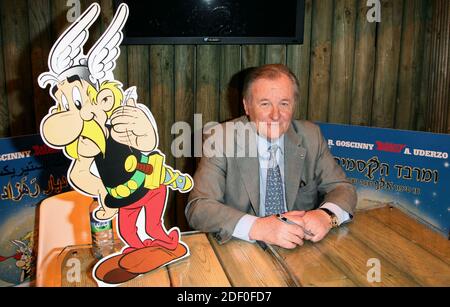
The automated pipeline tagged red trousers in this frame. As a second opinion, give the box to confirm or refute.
[118,185,178,252]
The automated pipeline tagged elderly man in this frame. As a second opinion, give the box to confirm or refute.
[186,64,357,249]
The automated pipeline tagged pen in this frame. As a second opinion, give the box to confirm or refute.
[275,213,315,237]
[256,240,268,251]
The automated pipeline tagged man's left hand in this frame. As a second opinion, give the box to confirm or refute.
[302,209,332,243]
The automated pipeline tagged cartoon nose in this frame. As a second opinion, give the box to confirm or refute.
[42,111,84,146]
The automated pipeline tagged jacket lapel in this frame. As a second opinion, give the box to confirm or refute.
[235,116,260,216]
[284,124,306,211]
[237,156,260,216]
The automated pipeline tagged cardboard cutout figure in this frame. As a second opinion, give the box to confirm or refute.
[38,3,193,285]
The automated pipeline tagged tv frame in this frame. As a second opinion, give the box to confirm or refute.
[113,0,305,45]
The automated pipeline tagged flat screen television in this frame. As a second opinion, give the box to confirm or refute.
[114,0,305,45]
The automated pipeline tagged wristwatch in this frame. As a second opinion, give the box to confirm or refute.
[319,208,339,228]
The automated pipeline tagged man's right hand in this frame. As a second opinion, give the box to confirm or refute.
[249,211,307,249]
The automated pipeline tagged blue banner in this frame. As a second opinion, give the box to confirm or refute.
[0,134,71,286]
[318,123,450,238]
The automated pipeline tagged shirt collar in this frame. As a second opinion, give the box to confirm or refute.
[257,134,284,158]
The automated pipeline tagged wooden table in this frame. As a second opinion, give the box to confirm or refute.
[57,207,450,287]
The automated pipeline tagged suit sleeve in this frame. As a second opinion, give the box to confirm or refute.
[313,125,357,215]
[185,154,248,244]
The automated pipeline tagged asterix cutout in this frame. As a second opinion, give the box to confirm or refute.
[38,3,192,286]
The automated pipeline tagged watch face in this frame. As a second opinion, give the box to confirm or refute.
[331,216,339,228]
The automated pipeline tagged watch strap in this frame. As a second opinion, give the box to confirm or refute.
[319,207,339,228]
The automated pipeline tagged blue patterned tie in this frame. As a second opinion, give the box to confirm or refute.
[264,145,284,216]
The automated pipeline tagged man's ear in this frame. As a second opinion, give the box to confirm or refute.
[243,98,249,116]
[97,88,115,112]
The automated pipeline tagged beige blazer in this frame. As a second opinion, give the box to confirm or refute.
[186,116,357,244]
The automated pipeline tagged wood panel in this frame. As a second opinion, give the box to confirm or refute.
[277,241,357,286]
[0,0,438,137]
[28,0,53,130]
[0,0,35,135]
[99,0,128,87]
[60,247,171,287]
[365,207,450,264]
[350,0,376,126]
[81,0,102,51]
[208,234,290,286]
[174,45,196,230]
[265,45,287,65]
[149,45,175,225]
[119,267,171,287]
[99,0,114,32]
[51,0,72,38]
[277,207,449,287]
[396,0,427,130]
[308,0,333,122]
[196,45,220,124]
[55,208,449,287]
[114,46,129,89]
[219,45,241,122]
[0,16,9,137]
[372,0,404,128]
[150,45,175,163]
[424,0,450,133]
[287,0,313,121]
[127,46,150,109]
[350,212,450,286]
[417,3,434,131]
[167,233,231,286]
[328,0,357,124]
[313,226,419,286]
[242,45,265,69]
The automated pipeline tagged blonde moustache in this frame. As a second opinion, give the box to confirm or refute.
[65,120,106,160]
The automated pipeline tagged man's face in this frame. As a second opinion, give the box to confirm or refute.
[41,79,109,158]
[243,74,295,140]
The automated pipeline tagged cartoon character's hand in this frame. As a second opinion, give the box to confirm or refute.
[94,192,118,220]
[110,99,157,151]
[95,206,118,220]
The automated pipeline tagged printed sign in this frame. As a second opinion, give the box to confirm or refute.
[318,123,450,237]
[0,134,71,286]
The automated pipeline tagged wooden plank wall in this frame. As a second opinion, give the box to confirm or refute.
[0,0,438,228]
[424,0,450,133]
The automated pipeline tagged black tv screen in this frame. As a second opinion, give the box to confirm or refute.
[114,0,305,44]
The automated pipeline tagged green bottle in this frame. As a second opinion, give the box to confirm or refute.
[89,201,114,259]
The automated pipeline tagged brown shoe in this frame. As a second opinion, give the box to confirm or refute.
[119,243,188,274]
[94,253,139,284]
